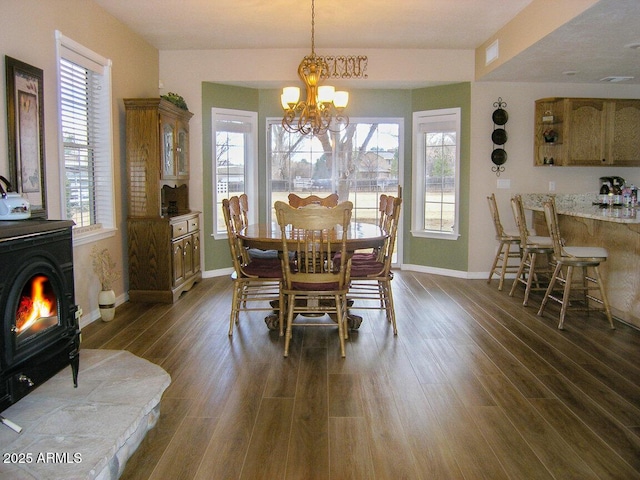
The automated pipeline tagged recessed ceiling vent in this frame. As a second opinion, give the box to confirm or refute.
[599,76,634,83]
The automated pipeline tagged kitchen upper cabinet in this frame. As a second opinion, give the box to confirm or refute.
[565,98,607,166]
[610,100,640,166]
[534,97,640,167]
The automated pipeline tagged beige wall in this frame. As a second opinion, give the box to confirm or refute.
[469,81,640,275]
[0,0,159,325]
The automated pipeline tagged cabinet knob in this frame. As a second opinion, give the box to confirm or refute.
[602,158,606,163]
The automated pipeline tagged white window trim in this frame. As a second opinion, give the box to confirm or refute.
[265,116,404,265]
[211,107,258,239]
[411,107,461,240]
[55,30,116,246]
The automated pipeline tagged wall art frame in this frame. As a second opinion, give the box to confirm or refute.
[5,55,47,218]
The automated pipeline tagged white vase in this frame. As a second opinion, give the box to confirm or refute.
[98,289,116,321]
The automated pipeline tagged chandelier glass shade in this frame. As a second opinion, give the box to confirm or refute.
[281,0,349,136]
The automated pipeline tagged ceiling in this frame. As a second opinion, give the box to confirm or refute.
[93,0,640,85]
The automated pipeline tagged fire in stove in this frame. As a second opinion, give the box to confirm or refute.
[15,275,59,342]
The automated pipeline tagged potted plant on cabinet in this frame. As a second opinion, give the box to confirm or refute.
[91,246,121,321]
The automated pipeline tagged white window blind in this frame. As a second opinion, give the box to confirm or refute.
[56,31,115,240]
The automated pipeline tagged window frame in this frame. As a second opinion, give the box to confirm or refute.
[265,117,404,264]
[211,107,258,239]
[411,107,461,240]
[55,30,116,246]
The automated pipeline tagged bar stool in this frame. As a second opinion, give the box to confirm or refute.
[509,194,554,306]
[487,193,521,291]
[537,198,615,330]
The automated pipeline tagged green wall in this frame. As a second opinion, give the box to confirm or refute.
[202,81,470,273]
[408,83,471,272]
[202,83,260,270]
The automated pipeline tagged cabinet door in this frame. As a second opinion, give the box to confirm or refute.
[566,99,608,166]
[610,100,640,166]
[183,236,194,278]
[177,121,189,179]
[192,233,201,273]
[161,115,177,179]
[172,238,184,286]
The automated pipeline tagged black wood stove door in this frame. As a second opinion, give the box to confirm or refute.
[0,220,80,412]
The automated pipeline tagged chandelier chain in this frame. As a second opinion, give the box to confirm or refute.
[310,0,315,56]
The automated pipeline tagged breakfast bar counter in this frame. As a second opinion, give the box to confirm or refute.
[522,193,640,329]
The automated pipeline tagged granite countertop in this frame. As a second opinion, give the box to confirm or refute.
[521,193,640,224]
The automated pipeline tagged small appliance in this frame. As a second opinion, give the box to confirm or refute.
[0,175,31,220]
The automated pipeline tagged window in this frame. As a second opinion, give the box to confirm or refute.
[56,31,115,243]
[412,108,460,239]
[212,108,258,237]
[266,119,402,227]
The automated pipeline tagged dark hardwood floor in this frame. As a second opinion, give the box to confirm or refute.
[81,271,640,479]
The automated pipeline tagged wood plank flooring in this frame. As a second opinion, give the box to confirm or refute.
[80,271,640,479]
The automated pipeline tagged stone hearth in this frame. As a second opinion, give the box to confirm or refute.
[0,349,170,479]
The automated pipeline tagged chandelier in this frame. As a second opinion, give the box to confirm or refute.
[281,0,349,136]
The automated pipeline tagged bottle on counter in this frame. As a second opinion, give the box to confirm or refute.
[622,187,632,207]
[631,184,638,207]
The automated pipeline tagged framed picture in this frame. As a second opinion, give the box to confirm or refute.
[5,56,47,218]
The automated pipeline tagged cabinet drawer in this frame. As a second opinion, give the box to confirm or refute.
[188,217,199,233]
[172,221,188,239]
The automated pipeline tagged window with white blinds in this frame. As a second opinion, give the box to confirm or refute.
[56,31,115,241]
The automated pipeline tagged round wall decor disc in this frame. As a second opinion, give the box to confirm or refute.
[492,108,508,125]
[491,148,507,165]
[491,128,508,145]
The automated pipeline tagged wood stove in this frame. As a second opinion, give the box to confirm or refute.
[0,219,80,412]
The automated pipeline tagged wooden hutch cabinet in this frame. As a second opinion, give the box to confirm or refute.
[534,97,640,167]
[124,98,201,303]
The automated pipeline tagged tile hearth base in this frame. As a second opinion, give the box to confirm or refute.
[0,349,171,479]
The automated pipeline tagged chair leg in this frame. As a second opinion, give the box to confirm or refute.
[558,265,574,329]
[538,263,562,317]
[593,266,615,329]
[278,283,285,337]
[382,279,398,335]
[229,282,241,336]
[508,253,527,298]
[498,242,511,291]
[336,294,346,357]
[488,242,503,284]
[523,252,538,306]
[284,293,295,357]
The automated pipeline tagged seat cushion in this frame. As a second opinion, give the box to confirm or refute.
[563,245,608,260]
[243,258,283,278]
[528,235,552,246]
[248,248,279,260]
[350,260,385,277]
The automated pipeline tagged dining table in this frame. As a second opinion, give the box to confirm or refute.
[238,221,388,331]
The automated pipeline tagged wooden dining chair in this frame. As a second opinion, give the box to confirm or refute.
[238,192,279,260]
[508,194,554,306]
[287,192,339,208]
[487,193,521,290]
[537,198,615,330]
[346,194,402,334]
[274,200,353,357]
[238,193,249,229]
[222,196,284,336]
